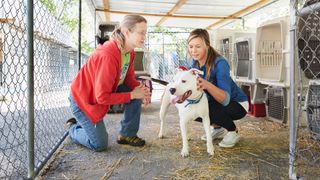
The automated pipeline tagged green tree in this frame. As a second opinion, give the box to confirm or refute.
[40,0,92,54]
[81,40,94,55]
[39,0,57,15]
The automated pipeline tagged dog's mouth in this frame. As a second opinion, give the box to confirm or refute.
[171,90,192,104]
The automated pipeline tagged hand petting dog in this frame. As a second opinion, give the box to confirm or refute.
[196,77,210,91]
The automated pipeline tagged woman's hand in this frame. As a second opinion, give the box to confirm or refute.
[196,77,210,91]
[197,76,227,104]
[141,86,151,105]
[131,84,151,100]
[142,96,151,105]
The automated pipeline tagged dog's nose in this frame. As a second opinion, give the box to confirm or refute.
[169,88,176,95]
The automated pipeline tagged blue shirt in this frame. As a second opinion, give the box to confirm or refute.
[191,56,247,106]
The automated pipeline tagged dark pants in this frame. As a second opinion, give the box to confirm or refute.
[195,101,247,131]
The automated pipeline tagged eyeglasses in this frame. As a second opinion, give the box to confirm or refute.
[130,29,147,36]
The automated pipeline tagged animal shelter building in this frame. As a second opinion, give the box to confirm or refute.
[0,0,320,179]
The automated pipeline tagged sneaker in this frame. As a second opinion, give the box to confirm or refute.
[201,127,225,141]
[117,135,145,147]
[218,131,240,148]
[66,118,77,129]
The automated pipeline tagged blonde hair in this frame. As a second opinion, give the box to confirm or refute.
[111,15,147,50]
[187,29,220,80]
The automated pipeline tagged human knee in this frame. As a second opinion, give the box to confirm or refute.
[92,141,108,152]
[93,145,107,152]
[91,136,108,152]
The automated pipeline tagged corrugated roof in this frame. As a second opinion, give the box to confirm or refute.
[86,0,282,29]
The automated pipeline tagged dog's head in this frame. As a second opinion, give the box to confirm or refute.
[169,68,203,104]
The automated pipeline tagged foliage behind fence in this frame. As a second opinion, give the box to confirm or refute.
[145,31,191,82]
[0,0,86,178]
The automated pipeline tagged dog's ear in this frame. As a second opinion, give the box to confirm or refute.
[189,68,204,76]
[177,66,188,71]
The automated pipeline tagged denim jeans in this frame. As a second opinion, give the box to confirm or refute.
[68,84,142,151]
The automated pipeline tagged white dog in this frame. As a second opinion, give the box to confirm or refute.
[158,68,214,157]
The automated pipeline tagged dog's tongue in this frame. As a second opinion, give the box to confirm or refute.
[170,96,180,104]
[170,91,192,104]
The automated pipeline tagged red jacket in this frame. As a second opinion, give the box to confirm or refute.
[71,39,140,124]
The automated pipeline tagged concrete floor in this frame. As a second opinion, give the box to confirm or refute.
[37,84,301,180]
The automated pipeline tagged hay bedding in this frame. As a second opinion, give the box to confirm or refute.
[39,100,315,179]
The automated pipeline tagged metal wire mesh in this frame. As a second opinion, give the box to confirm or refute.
[235,40,250,78]
[0,0,83,178]
[266,87,287,123]
[1,0,319,179]
[219,37,233,68]
[146,31,191,82]
[295,0,320,178]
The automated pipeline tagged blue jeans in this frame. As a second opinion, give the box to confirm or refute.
[68,84,142,151]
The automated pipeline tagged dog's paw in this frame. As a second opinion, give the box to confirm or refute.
[181,149,189,157]
[207,147,214,156]
[158,133,164,139]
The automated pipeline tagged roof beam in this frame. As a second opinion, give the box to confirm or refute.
[96,9,241,20]
[103,0,110,23]
[206,0,270,29]
[156,0,187,26]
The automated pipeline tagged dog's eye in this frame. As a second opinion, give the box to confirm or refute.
[182,80,186,83]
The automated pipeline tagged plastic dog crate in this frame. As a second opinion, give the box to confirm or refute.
[305,80,320,140]
[235,39,250,79]
[265,86,288,123]
[238,81,267,104]
[220,37,233,66]
[234,37,256,82]
[240,83,266,117]
[96,23,117,45]
[250,103,266,117]
[211,29,256,79]
[134,50,151,79]
[134,49,153,93]
[233,35,268,106]
[297,0,320,79]
[255,16,290,86]
[134,50,145,72]
[241,85,252,112]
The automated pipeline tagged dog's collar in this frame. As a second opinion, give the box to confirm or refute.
[184,93,204,107]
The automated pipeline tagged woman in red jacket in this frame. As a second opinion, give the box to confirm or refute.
[67,15,151,151]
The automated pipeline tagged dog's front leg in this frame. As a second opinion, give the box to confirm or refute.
[203,116,214,156]
[159,86,171,138]
[180,118,189,157]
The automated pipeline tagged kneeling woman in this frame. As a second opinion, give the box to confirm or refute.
[187,29,248,148]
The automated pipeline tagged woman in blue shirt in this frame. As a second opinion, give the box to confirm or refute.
[188,29,248,148]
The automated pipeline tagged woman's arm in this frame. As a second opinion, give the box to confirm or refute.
[197,59,231,105]
[197,77,228,104]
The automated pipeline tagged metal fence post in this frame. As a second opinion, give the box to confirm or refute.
[26,0,35,179]
[78,0,82,70]
[94,9,96,49]
[289,0,297,179]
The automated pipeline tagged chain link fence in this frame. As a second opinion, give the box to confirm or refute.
[1,0,320,179]
[292,0,320,178]
[0,0,87,178]
[145,31,191,82]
